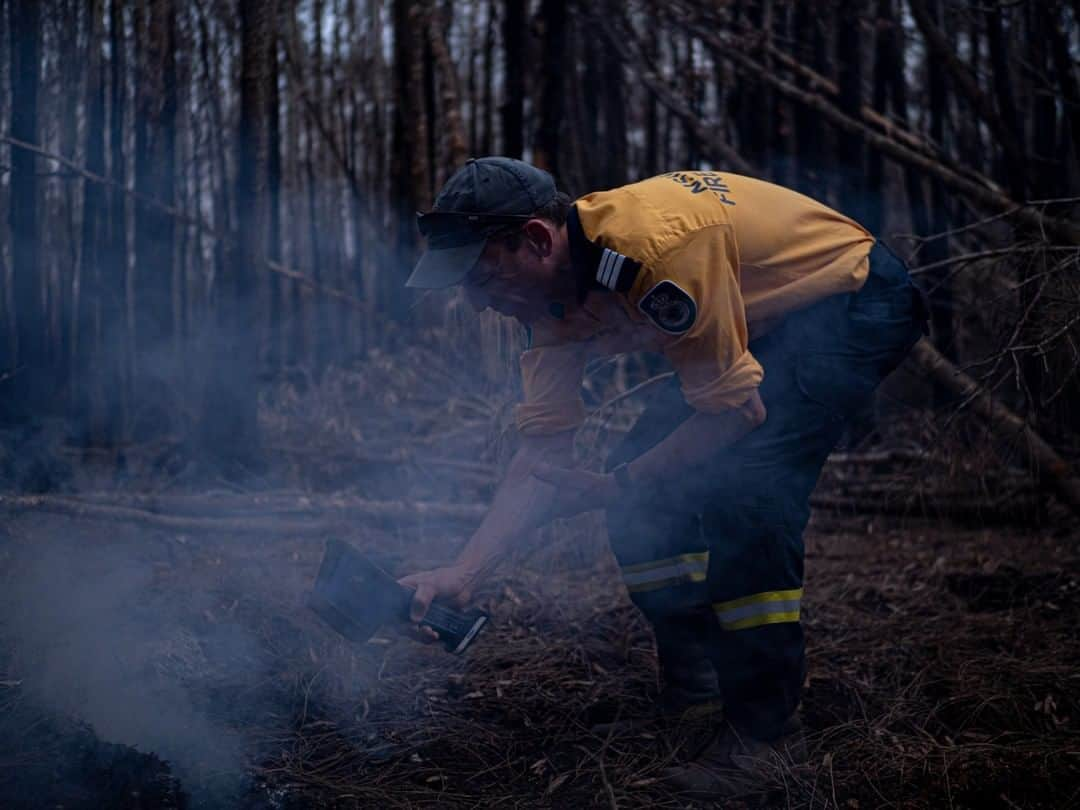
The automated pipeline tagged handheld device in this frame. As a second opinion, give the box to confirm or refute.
[308,538,488,655]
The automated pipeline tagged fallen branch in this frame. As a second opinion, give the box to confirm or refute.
[809,492,1043,524]
[642,4,1080,246]
[0,493,486,534]
[908,339,1080,516]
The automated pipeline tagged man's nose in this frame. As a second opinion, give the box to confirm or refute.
[464,284,489,312]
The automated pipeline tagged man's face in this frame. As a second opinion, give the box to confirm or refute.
[461,220,567,324]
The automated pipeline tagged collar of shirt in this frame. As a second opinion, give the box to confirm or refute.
[566,204,641,303]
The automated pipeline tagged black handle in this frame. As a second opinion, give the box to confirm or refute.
[419,602,489,654]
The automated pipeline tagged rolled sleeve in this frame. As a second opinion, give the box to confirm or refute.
[514,343,587,436]
[676,349,763,412]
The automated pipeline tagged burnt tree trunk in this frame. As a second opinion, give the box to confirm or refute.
[642,1,660,177]
[389,0,430,321]
[74,0,108,443]
[864,0,891,237]
[984,4,1027,201]
[925,0,953,368]
[602,32,627,186]
[266,22,284,371]
[132,0,178,438]
[533,0,566,176]
[200,0,275,473]
[835,0,866,221]
[428,1,469,172]
[793,0,826,197]
[5,0,45,422]
[500,0,525,158]
[480,0,495,155]
[104,0,130,446]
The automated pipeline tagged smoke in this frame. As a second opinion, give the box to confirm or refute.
[0,518,280,806]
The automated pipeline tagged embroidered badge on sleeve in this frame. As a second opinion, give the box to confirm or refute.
[638,280,697,334]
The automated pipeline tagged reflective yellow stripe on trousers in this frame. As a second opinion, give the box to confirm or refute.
[712,588,803,631]
[621,551,709,594]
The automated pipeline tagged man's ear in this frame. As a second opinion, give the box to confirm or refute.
[521,219,554,258]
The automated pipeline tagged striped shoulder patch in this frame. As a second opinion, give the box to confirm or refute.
[594,247,640,293]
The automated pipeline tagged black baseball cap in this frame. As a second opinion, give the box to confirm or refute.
[407,157,559,289]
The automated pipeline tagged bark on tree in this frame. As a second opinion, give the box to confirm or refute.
[602,32,628,187]
[389,0,430,320]
[500,0,525,158]
[104,0,130,445]
[267,20,284,371]
[864,0,891,237]
[984,4,1027,201]
[427,1,469,173]
[480,0,495,156]
[200,0,276,472]
[133,0,178,398]
[5,0,45,422]
[836,0,867,220]
[74,0,108,443]
[924,0,953,368]
[533,0,566,176]
[793,0,826,196]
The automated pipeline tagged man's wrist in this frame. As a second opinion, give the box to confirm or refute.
[453,556,489,583]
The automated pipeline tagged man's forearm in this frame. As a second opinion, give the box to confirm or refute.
[626,392,766,487]
[453,433,573,580]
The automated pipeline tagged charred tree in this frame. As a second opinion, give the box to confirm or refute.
[642,1,660,177]
[533,0,566,177]
[389,0,429,320]
[480,0,495,155]
[266,19,284,372]
[500,0,525,158]
[200,0,275,473]
[73,0,108,443]
[864,0,891,237]
[104,0,131,446]
[602,32,628,186]
[793,0,827,197]
[5,0,45,422]
[984,4,1027,201]
[924,0,954,366]
[132,0,178,436]
[428,1,469,173]
[835,0,867,220]
[880,0,927,238]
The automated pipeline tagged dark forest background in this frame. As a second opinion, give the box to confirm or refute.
[1,4,1079,807]
[1,0,1078,487]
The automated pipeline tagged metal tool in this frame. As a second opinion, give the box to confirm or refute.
[308,538,488,654]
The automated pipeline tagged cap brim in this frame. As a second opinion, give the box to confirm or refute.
[405,239,487,289]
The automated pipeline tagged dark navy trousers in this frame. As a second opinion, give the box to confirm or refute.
[605,243,926,739]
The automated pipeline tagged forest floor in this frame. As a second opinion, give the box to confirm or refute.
[1,353,1078,809]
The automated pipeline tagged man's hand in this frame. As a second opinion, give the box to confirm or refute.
[398,564,476,643]
[529,462,621,519]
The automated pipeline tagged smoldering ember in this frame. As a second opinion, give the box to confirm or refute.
[1,0,1078,808]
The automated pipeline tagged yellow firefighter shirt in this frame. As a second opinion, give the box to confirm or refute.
[514,171,875,436]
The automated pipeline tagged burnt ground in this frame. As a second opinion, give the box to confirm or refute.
[0,355,1078,808]
[1,504,1077,809]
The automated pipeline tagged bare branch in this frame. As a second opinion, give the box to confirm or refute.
[0,134,366,310]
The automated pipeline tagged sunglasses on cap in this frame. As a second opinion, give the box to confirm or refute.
[416,210,534,240]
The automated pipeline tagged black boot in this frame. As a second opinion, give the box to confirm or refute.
[662,715,807,800]
[591,618,722,736]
